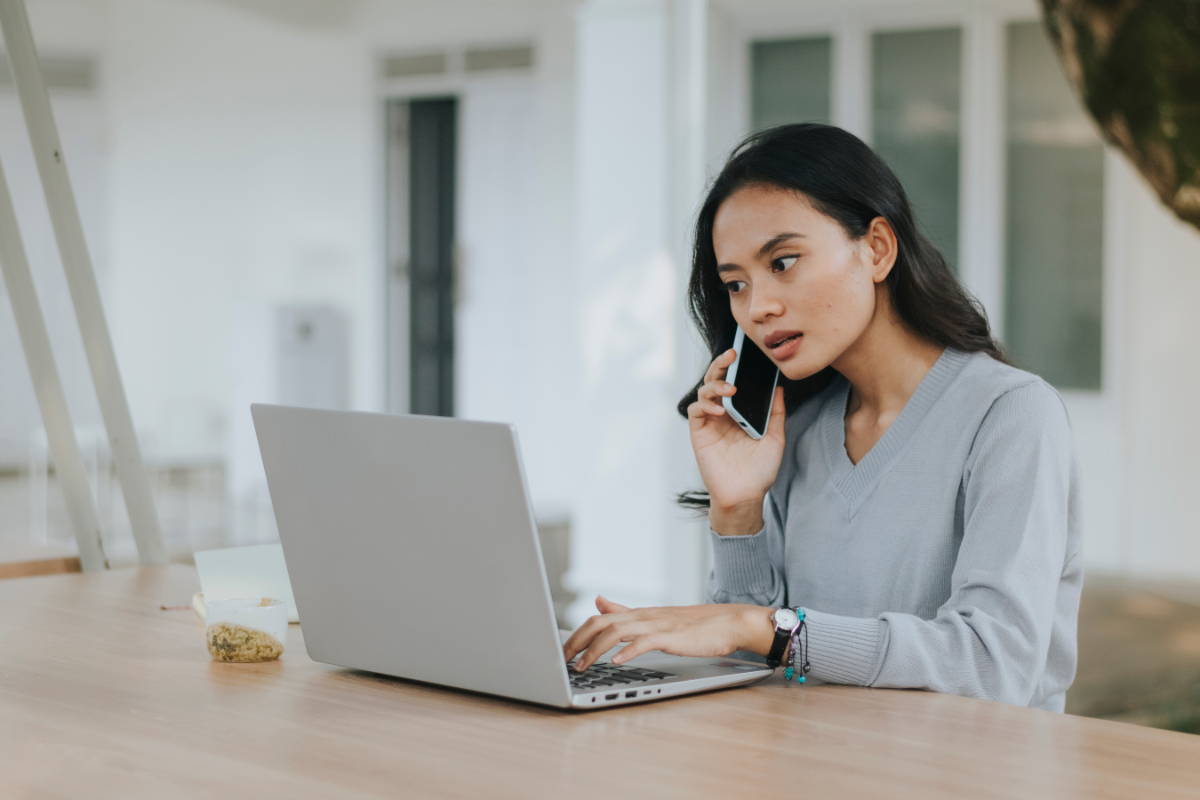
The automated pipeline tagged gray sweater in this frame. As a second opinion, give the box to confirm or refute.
[708,349,1083,711]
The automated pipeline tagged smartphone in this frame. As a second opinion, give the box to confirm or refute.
[721,326,781,440]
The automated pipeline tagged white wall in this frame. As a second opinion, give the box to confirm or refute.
[1110,158,1200,579]
[104,0,375,462]
[1058,152,1200,583]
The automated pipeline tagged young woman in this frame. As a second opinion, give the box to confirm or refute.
[562,123,1082,711]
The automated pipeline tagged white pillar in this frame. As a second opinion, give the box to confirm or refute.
[959,10,1005,336]
[666,0,710,605]
[570,0,677,618]
[569,0,713,620]
[832,16,869,142]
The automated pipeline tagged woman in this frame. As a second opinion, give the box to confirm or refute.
[562,123,1082,710]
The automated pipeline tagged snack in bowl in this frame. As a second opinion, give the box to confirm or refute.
[204,597,287,663]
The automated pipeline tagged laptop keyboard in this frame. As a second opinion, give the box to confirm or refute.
[567,662,677,692]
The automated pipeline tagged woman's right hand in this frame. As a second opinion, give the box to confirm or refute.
[687,348,787,536]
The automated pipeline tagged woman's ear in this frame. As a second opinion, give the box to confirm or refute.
[865,217,898,283]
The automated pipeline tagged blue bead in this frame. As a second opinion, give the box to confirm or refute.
[798,676,806,683]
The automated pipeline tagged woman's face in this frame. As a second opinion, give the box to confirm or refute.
[712,183,892,381]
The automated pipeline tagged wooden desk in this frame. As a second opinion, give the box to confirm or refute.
[2,566,1198,798]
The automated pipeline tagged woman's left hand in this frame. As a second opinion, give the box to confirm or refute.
[562,596,774,671]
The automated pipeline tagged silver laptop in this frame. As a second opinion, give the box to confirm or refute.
[251,404,772,709]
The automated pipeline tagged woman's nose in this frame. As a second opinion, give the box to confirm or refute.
[748,288,785,322]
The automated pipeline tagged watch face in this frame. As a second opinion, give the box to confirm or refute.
[774,608,799,631]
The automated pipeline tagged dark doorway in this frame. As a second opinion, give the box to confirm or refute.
[408,97,457,417]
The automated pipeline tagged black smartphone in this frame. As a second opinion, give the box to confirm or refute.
[722,326,780,439]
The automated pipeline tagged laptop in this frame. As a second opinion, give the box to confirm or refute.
[251,404,773,709]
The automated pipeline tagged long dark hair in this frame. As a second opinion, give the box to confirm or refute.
[677,123,1005,508]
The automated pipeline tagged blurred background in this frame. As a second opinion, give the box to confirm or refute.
[0,0,1198,732]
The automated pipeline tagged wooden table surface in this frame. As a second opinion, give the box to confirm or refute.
[2,566,1199,799]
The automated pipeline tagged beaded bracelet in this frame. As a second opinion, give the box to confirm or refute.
[784,608,810,683]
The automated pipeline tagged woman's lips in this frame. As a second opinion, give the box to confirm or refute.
[767,333,803,360]
[763,330,803,360]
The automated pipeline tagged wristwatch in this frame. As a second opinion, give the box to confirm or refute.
[765,607,801,668]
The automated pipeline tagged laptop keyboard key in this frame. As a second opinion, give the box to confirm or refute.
[569,662,679,692]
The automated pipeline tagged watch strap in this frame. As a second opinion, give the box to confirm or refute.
[765,609,795,668]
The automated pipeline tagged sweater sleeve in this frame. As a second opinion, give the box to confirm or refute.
[804,381,1080,704]
[706,491,788,608]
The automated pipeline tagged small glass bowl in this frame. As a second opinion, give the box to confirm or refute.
[205,597,288,663]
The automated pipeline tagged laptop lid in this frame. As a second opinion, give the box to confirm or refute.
[251,404,572,707]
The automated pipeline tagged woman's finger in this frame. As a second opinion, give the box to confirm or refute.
[697,381,735,403]
[566,598,644,667]
[694,380,736,417]
[595,595,631,614]
[575,619,650,671]
[562,613,614,664]
[766,385,786,439]
[610,632,670,664]
[703,348,737,385]
[687,400,726,422]
[574,623,630,670]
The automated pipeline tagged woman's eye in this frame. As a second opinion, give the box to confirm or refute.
[772,255,798,273]
[723,280,747,294]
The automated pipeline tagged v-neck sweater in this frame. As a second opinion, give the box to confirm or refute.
[707,349,1083,711]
